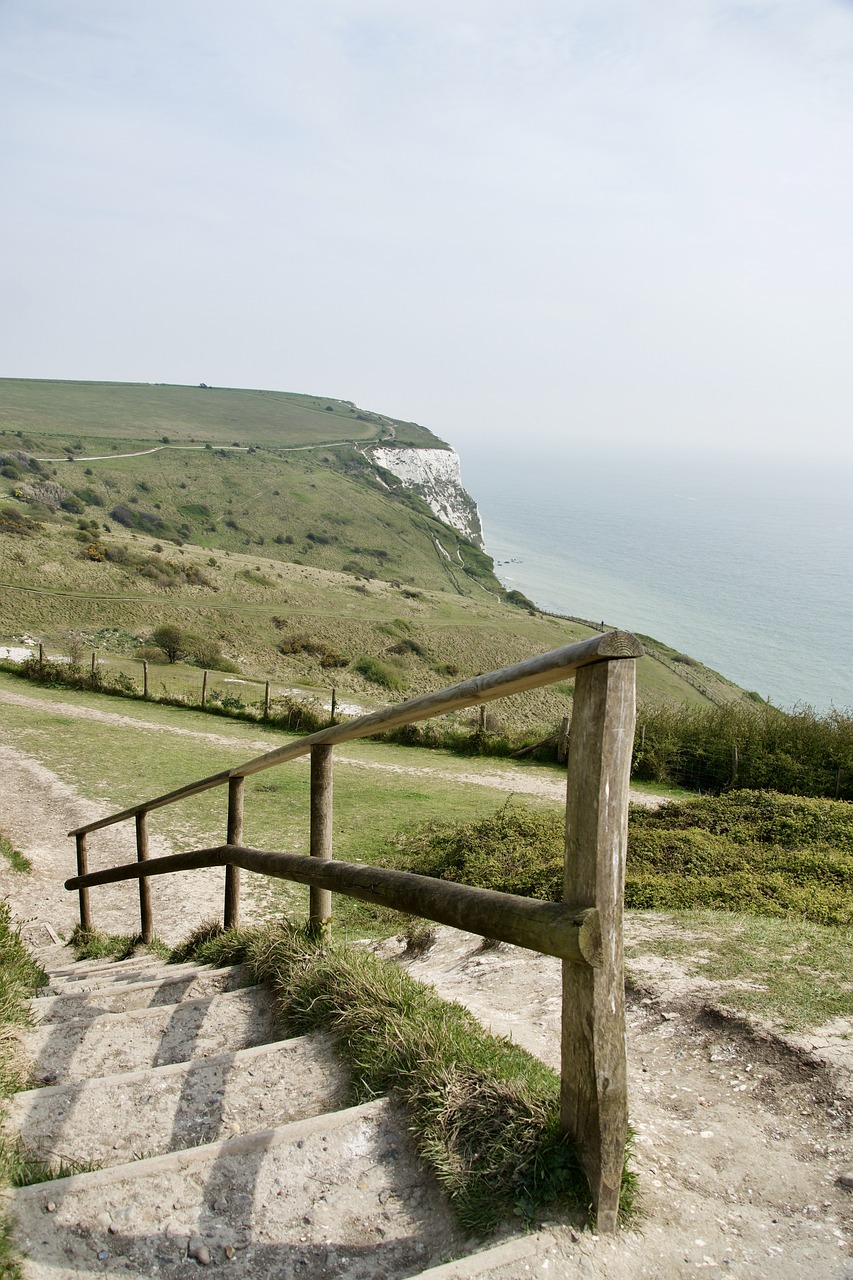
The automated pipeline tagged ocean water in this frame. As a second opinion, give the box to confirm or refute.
[460,443,853,713]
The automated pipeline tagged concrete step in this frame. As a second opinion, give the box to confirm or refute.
[406,1232,556,1279]
[21,986,281,1085]
[5,1034,348,1168]
[41,958,203,992]
[5,1098,467,1280]
[31,965,252,1023]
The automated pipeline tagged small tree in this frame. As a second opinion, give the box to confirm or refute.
[151,624,186,663]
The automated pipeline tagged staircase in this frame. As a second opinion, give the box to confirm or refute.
[3,950,550,1279]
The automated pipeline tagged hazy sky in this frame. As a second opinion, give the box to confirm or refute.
[3,1,853,457]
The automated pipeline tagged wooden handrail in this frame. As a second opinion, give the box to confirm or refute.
[65,844,602,966]
[68,630,642,837]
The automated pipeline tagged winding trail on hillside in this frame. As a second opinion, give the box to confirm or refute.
[0,686,662,807]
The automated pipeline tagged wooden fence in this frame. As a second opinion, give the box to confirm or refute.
[66,629,642,1231]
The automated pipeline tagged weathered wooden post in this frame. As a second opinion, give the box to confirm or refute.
[38,642,44,664]
[330,688,337,725]
[224,776,244,928]
[309,745,333,936]
[201,670,208,709]
[142,660,149,698]
[135,811,153,944]
[263,681,271,720]
[561,655,636,1232]
[91,651,97,676]
[75,833,91,932]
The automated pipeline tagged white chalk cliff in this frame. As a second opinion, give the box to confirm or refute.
[370,446,484,549]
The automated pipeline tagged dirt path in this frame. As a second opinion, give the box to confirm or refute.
[377,929,853,1279]
[0,741,278,946]
[0,687,663,807]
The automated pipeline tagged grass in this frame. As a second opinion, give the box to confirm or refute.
[0,835,29,874]
[170,919,633,1231]
[391,791,853,928]
[67,925,169,962]
[0,901,47,1279]
[0,379,443,448]
[625,910,853,1033]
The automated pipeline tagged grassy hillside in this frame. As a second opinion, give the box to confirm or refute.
[0,378,750,728]
[0,378,442,448]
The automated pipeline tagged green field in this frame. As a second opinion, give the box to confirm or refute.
[0,378,442,448]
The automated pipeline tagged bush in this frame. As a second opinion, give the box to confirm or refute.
[354,655,407,691]
[390,792,853,928]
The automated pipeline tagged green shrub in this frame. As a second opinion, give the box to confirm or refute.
[390,792,853,928]
[354,655,407,691]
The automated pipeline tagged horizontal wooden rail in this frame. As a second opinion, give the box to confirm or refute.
[68,630,642,838]
[65,844,602,966]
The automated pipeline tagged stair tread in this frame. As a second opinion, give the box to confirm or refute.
[5,1033,348,1168]
[6,1098,466,1280]
[31,966,252,1023]
[21,986,280,1083]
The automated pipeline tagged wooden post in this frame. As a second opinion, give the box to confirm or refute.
[309,744,333,936]
[561,658,636,1232]
[143,660,149,698]
[135,811,153,943]
[91,651,97,676]
[330,687,337,725]
[75,833,91,932]
[224,776,244,928]
[264,681,271,719]
[38,642,44,664]
[201,669,208,709]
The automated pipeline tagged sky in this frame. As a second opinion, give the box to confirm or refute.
[2,0,853,458]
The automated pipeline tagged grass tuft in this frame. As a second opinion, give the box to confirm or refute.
[0,902,48,1277]
[0,835,30,875]
[68,925,168,963]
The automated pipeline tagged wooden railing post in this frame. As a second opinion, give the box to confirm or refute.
[309,744,333,936]
[142,659,149,698]
[263,681,271,720]
[75,833,91,932]
[201,669,208,709]
[561,657,636,1232]
[224,776,244,928]
[135,811,153,943]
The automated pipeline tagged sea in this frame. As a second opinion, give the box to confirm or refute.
[460,443,853,713]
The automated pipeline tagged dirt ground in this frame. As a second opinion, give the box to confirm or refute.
[2,704,852,1278]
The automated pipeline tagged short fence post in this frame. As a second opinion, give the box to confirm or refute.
[142,660,149,698]
[561,657,636,1232]
[224,776,244,928]
[75,833,92,932]
[38,642,44,664]
[309,745,333,937]
[330,688,337,725]
[263,681,271,719]
[201,670,208,709]
[135,811,153,944]
[91,651,97,676]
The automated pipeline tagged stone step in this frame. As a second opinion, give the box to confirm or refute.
[44,954,167,982]
[41,958,202,992]
[31,966,252,1023]
[21,986,281,1085]
[406,1232,556,1279]
[5,1034,348,1169]
[5,1098,467,1280]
